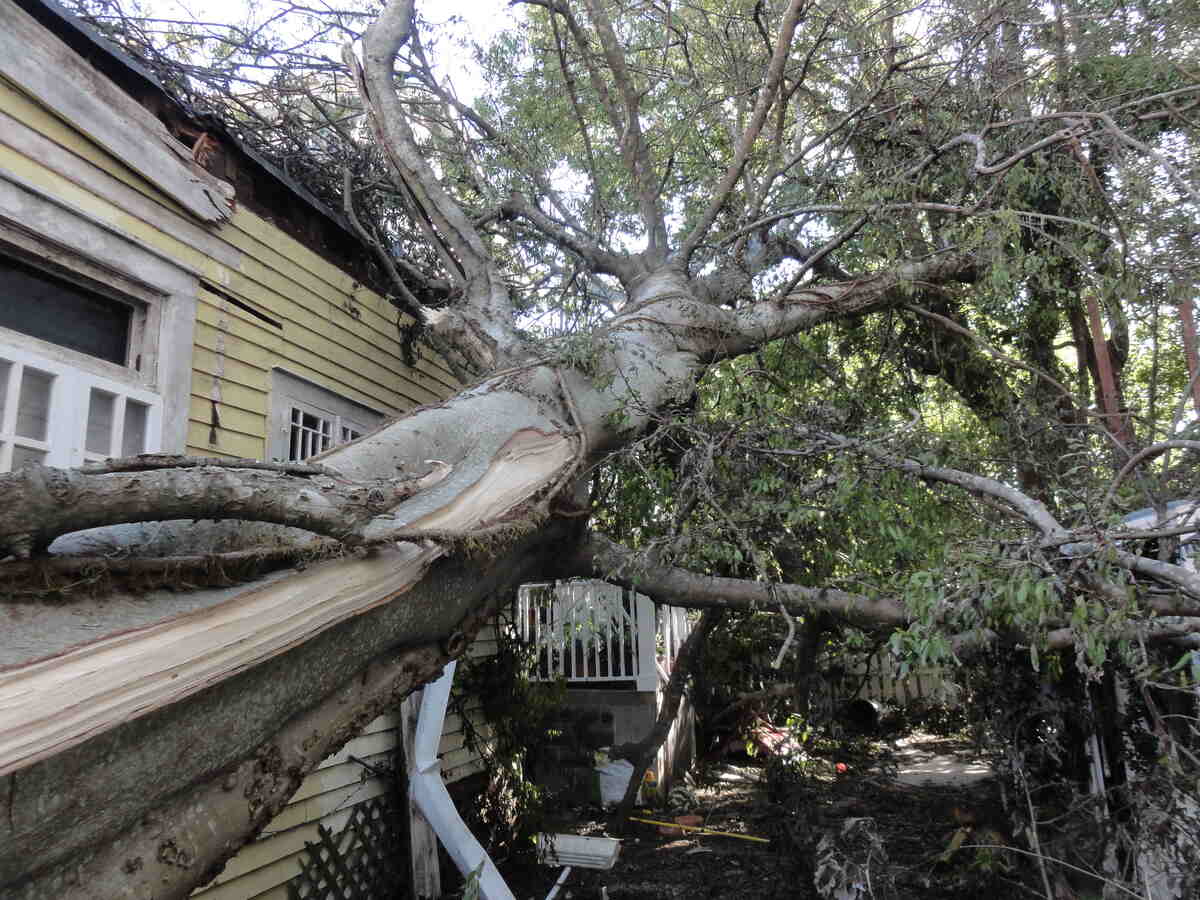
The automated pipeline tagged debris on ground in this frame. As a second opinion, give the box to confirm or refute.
[502,732,1037,900]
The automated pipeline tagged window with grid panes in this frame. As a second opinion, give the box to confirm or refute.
[270,369,382,463]
[0,256,160,472]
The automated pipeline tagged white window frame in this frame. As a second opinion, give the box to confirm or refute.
[268,369,383,463]
[0,237,169,472]
[0,236,163,389]
[0,341,162,471]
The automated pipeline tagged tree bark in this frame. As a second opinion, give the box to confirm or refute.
[1,520,580,899]
[568,533,907,627]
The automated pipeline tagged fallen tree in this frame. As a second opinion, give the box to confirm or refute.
[2,0,1199,897]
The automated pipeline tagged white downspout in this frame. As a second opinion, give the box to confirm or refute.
[410,661,515,900]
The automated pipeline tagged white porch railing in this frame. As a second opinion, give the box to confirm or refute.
[517,581,659,691]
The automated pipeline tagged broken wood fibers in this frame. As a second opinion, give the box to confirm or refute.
[0,427,576,775]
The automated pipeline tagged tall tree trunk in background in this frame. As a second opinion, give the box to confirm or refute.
[1179,299,1200,416]
[1085,293,1134,449]
[608,610,725,833]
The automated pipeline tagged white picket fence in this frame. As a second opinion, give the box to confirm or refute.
[517,581,689,693]
[845,656,960,705]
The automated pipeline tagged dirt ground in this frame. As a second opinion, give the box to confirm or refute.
[501,733,1031,900]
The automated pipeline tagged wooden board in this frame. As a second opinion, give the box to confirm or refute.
[401,689,441,900]
[0,4,233,223]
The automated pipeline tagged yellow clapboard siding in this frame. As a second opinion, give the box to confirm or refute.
[188,395,265,438]
[186,422,264,461]
[189,371,268,418]
[0,142,213,278]
[215,225,457,396]
[193,317,282,367]
[0,78,188,222]
[222,214,405,335]
[318,729,398,769]
[258,778,391,842]
[217,268,444,407]
[292,754,393,805]
[190,348,270,395]
[221,212,457,389]
[1,79,452,389]
[442,743,492,772]
[245,884,290,900]
[201,802,361,891]
[0,105,238,268]
[356,713,399,737]
[192,847,305,899]
[193,310,425,416]
[0,86,454,390]
[196,289,283,337]
[444,756,487,785]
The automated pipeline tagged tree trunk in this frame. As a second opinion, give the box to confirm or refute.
[0,520,579,900]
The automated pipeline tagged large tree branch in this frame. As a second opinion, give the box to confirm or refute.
[574,534,1200,665]
[354,0,490,283]
[568,533,908,628]
[0,459,450,559]
[711,251,978,358]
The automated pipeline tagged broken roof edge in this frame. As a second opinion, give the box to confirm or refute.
[13,0,387,285]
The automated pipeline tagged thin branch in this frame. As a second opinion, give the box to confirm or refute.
[1103,441,1200,511]
[678,0,806,263]
[500,193,631,279]
[904,303,1077,406]
[578,0,668,251]
[762,430,1065,537]
[342,167,428,325]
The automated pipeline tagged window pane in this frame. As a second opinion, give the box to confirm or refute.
[16,367,53,440]
[122,400,148,457]
[86,389,116,454]
[0,257,131,364]
[287,407,334,462]
[11,445,46,469]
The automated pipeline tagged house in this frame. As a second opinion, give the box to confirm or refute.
[0,1,501,897]
[0,0,457,472]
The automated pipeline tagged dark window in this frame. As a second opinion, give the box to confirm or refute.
[0,257,131,364]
